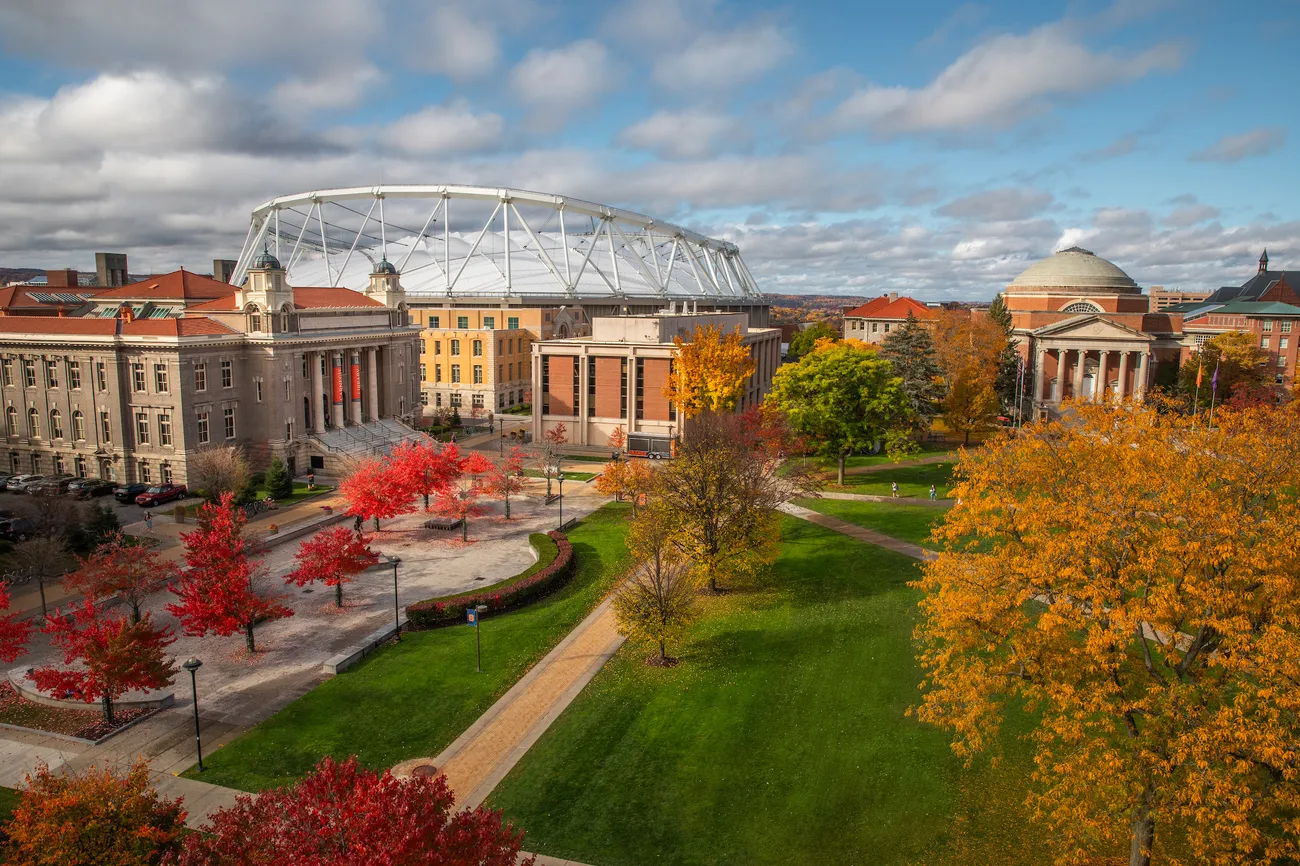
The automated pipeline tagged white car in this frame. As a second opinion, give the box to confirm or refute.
[6,474,43,492]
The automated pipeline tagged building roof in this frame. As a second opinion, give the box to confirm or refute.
[1184,300,1300,320]
[92,269,236,302]
[185,286,381,313]
[0,286,98,313]
[1007,247,1140,294]
[1203,270,1299,304]
[843,296,894,318]
[843,296,936,320]
[0,315,237,338]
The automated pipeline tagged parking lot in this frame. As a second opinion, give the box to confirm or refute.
[0,482,203,528]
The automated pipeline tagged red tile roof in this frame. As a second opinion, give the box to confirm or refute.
[92,269,235,302]
[845,296,937,321]
[0,286,97,313]
[122,318,239,337]
[185,286,381,312]
[0,316,237,338]
[843,296,894,318]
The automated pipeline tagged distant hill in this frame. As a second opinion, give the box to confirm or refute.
[766,293,876,325]
[0,268,45,285]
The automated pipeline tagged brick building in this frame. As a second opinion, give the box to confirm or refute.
[842,294,939,344]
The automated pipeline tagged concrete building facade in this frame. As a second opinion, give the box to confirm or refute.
[843,294,940,344]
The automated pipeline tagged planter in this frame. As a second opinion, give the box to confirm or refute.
[268,524,279,534]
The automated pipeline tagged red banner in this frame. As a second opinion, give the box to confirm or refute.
[350,357,361,400]
[332,362,343,404]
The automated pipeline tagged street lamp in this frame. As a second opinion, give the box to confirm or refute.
[390,556,402,641]
[556,469,566,530]
[181,657,204,772]
[474,603,488,672]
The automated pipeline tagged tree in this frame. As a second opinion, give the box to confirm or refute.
[341,456,415,530]
[173,756,531,866]
[613,508,697,665]
[263,457,293,501]
[0,580,32,663]
[606,425,627,456]
[534,423,567,498]
[1178,330,1270,408]
[166,494,293,654]
[3,758,186,866]
[879,313,946,436]
[664,324,757,416]
[432,447,494,542]
[6,535,74,617]
[30,600,176,725]
[67,503,121,554]
[933,310,1005,444]
[285,526,379,608]
[987,294,1022,415]
[483,447,526,519]
[388,439,456,510]
[655,411,814,592]
[766,339,910,485]
[914,401,1300,866]
[187,446,250,501]
[787,321,839,360]
[63,532,170,624]
[595,458,655,517]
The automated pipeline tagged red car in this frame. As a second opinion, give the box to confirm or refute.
[135,483,187,507]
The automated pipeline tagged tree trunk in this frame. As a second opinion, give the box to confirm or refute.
[461,519,468,542]
[245,622,256,653]
[1129,787,1155,866]
[423,493,430,510]
[335,582,343,608]
[838,453,846,486]
[130,602,141,625]
[963,430,971,445]
[659,639,666,661]
[504,495,511,519]
[373,516,379,531]
[101,693,114,725]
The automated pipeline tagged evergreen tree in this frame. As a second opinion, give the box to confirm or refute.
[264,457,293,500]
[879,313,946,436]
[988,294,1021,416]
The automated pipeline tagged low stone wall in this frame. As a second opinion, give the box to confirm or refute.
[8,666,175,712]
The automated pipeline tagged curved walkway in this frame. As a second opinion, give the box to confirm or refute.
[779,502,936,561]
[818,490,953,508]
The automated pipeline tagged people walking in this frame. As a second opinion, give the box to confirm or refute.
[307,471,315,490]
[143,510,153,531]
[891,481,899,499]
[929,484,937,501]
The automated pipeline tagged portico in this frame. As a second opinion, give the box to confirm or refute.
[1028,317,1164,407]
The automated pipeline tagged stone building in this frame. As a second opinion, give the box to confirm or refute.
[842,294,939,344]
[0,255,422,483]
[531,310,780,454]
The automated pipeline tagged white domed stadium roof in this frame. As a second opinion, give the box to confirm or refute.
[1007,247,1140,294]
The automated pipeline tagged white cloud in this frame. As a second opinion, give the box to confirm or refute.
[270,64,384,114]
[1189,127,1287,163]
[1164,203,1220,228]
[618,110,749,159]
[510,40,618,124]
[937,188,1054,221]
[653,25,793,92]
[827,24,1182,135]
[383,102,505,155]
[411,5,502,79]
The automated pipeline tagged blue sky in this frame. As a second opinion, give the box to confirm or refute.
[0,0,1295,299]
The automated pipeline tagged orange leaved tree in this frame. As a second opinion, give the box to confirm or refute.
[483,447,527,519]
[914,400,1300,866]
[663,324,756,418]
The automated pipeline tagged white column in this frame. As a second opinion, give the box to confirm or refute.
[1056,348,1070,402]
[1135,351,1149,400]
[1034,346,1047,402]
[1118,352,1130,399]
[1096,351,1109,402]
[367,347,379,421]
[577,350,589,446]
[625,351,638,428]
[310,351,325,434]
[1072,348,1086,401]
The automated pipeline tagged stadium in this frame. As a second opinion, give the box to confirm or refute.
[230,185,769,324]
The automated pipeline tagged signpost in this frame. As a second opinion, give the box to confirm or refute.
[467,604,489,672]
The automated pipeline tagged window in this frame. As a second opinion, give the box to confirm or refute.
[399,364,405,384]
[280,310,290,331]
[450,392,461,407]
[435,392,442,408]
[27,408,39,438]
[74,456,86,478]
[472,339,483,356]
[255,379,263,402]
[49,409,63,439]
[418,342,425,355]
[161,463,172,483]
[197,411,210,445]
[284,379,291,402]
[484,316,495,329]
[420,392,429,406]
[152,363,167,393]
[451,364,461,383]
[140,461,151,483]
[451,340,460,356]
[45,360,58,389]
[159,414,172,446]
[508,316,519,330]
[457,316,469,329]
[223,406,235,439]
[472,393,484,408]
[285,420,293,440]
[508,362,513,381]
[221,360,232,388]
[434,340,441,354]
[96,361,107,391]
[54,453,65,474]
[23,359,36,387]
[1282,338,1290,351]
[4,407,14,437]
[136,412,150,444]
[429,315,441,328]
[301,356,309,378]
[1263,337,1271,349]
[420,364,426,381]
[1262,320,1274,332]
[30,454,39,474]
[1283,321,1294,334]
[249,313,262,331]
[7,453,15,474]
[473,365,483,384]
[1280,355,1288,368]
[100,410,111,442]
[1,359,11,387]
[194,362,207,392]
[498,365,503,381]
[72,411,85,441]
[132,362,146,392]
[68,361,81,389]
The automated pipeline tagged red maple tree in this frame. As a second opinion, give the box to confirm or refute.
[172,756,532,866]
[0,580,32,664]
[64,532,172,624]
[166,493,293,654]
[535,423,568,497]
[483,447,527,519]
[30,600,176,724]
[432,446,493,542]
[285,526,380,608]
[342,456,415,530]
[388,440,456,510]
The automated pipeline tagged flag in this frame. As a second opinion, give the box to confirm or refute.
[1211,360,1220,392]
[1196,359,1203,388]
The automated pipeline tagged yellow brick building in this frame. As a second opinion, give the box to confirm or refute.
[410,305,588,415]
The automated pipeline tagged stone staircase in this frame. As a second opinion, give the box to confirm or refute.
[307,418,427,459]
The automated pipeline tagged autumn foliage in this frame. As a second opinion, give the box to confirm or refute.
[0,580,31,664]
[482,446,526,519]
[915,400,1300,866]
[432,445,494,541]
[663,323,756,416]
[388,439,457,510]
[3,758,186,866]
[172,756,533,866]
[932,309,1003,444]
[342,456,416,529]
[64,532,172,623]
[614,510,696,664]
[594,458,654,516]
[285,526,380,608]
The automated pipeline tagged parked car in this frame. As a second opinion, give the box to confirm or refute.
[135,483,188,507]
[0,517,36,542]
[30,475,75,496]
[6,475,44,493]
[113,482,148,503]
[72,479,115,499]
[0,474,11,489]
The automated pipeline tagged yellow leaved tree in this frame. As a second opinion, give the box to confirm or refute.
[663,324,756,417]
[914,400,1300,866]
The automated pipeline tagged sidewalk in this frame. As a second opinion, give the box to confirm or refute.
[818,491,953,508]
[840,452,954,477]
[779,502,936,561]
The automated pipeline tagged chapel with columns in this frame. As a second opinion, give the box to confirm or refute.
[1001,247,1184,417]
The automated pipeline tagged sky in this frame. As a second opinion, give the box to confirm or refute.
[0,0,1296,300]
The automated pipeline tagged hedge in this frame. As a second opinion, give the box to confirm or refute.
[405,531,575,629]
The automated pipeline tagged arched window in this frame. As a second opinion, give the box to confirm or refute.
[246,304,263,332]
[1061,301,1102,314]
[4,407,15,437]
[72,410,85,441]
[50,408,63,439]
[280,304,292,333]
[27,407,39,439]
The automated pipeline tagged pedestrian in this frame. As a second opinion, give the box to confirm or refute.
[143,510,153,531]
[891,481,899,499]
[307,471,315,490]
[929,484,937,501]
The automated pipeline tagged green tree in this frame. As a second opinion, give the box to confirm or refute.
[1178,330,1270,409]
[766,340,910,485]
[988,295,1022,415]
[264,457,293,500]
[787,321,839,360]
[879,313,946,436]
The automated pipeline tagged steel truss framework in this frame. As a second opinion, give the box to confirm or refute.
[232,185,762,300]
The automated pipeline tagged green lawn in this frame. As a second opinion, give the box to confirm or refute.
[833,463,955,498]
[186,502,634,792]
[841,445,955,470]
[800,498,948,547]
[0,785,19,824]
[489,516,1056,866]
[522,468,598,482]
[254,481,333,507]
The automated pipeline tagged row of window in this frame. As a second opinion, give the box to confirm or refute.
[1261,320,1294,333]
[425,364,486,384]
[426,315,521,330]
[429,339,488,357]
[0,358,237,394]
[5,407,90,441]
[5,404,237,446]
[195,407,237,444]
[6,451,120,480]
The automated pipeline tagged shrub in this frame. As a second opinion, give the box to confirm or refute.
[406,531,574,629]
[249,471,267,487]
[264,457,293,500]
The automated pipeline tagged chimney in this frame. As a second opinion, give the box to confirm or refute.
[889,291,898,303]
[46,269,78,288]
[118,304,135,323]
[95,252,128,287]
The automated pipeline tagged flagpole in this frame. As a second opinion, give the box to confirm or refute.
[1208,360,1220,428]
[1193,358,1203,418]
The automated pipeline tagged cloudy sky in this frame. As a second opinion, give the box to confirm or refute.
[0,0,1295,299]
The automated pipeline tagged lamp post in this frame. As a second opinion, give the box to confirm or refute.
[556,469,565,530]
[390,555,402,641]
[181,657,204,772]
[475,603,487,672]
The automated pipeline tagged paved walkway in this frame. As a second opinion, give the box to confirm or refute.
[780,502,936,561]
[818,490,953,508]
[840,451,955,477]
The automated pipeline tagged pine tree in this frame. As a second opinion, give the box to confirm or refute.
[989,294,1022,415]
[264,457,293,500]
[879,313,946,436]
